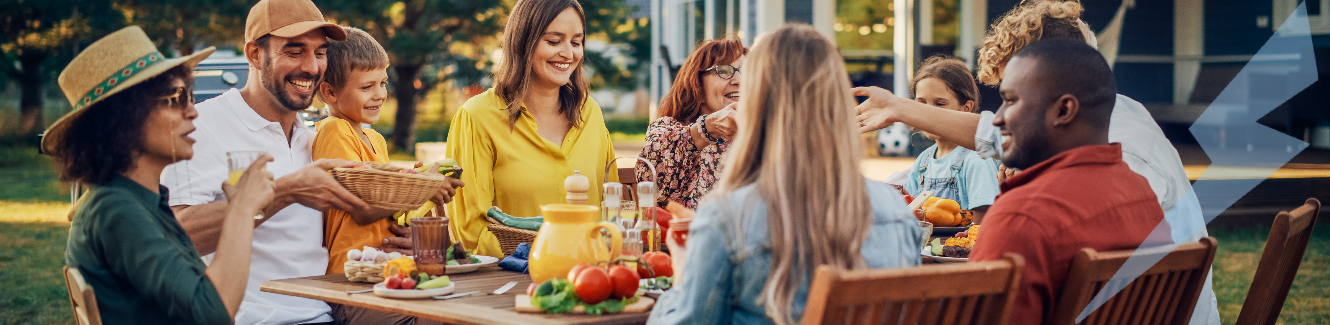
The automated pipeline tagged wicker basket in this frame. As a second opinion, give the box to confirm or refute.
[331,161,446,210]
[486,217,538,256]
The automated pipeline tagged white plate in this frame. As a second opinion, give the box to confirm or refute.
[921,248,969,263]
[372,281,455,299]
[444,255,500,274]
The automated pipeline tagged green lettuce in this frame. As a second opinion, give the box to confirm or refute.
[531,279,577,314]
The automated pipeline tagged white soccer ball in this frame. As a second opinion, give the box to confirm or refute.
[877,122,912,156]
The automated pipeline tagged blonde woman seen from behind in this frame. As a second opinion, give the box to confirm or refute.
[647,24,921,325]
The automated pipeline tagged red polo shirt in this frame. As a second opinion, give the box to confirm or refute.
[970,144,1168,324]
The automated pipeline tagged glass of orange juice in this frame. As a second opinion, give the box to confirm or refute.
[226,151,267,185]
[226,151,268,220]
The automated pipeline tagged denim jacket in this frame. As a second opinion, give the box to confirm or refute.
[648,181,922,324]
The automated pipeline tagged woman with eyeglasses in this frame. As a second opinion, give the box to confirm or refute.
[637,35,745,209]
[51,27,273,324]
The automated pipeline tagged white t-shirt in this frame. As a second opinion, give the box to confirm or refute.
[973,94,1219,325]
[161,88,333,325]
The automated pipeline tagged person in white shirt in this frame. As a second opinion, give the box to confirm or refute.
[852,1,1219,324]
[161,0,368,323]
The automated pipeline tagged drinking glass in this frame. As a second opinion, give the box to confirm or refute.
[226,151,268,219]
[412,217,451,275]
[226,151,267,185]
[918,220,934,251]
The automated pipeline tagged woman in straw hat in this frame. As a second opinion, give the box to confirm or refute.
[50,26,275,324]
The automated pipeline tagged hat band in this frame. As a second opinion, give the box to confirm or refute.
[74,51,165,110]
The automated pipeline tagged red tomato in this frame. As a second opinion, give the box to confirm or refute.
[573,267,612,304]
[526,283,539,297]
[607,265,640,298]
[904,195,914,204]
[638,251,673,278]
[386,276,402,289]
[401,278,416,290]
[567,264,590,281]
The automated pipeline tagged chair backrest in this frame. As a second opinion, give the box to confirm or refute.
[801,254,1025,325]
[1051,237,1218,325]
[63,265,102,325]
[1236,198,1320,325]
[618,167,638,202]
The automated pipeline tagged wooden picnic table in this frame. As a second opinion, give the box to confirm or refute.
[260,267,650,325]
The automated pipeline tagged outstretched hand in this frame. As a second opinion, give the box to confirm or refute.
[852,86,905,133]
[272,159,371,215]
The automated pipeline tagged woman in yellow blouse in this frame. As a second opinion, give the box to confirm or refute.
[446,0,616,257]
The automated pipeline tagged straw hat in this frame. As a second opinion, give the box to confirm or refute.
[41,26,215,155]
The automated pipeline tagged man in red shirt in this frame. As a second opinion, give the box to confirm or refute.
[968,39,1171,324]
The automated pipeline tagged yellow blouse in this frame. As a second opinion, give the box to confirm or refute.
[445,88,618,257]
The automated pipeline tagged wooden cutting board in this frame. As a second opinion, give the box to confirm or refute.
[514,295,655,314]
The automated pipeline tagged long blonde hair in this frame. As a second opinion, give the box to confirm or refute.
[714,24,872,325]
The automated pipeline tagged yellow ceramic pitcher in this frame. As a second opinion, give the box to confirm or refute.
[529,204,623,283]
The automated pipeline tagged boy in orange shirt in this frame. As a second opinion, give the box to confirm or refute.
[314,27,460,274]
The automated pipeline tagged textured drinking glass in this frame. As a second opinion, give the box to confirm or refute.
[918,220,934,251]
[225,151,267,185]
[412,217,450,275]
[226,151,267,220]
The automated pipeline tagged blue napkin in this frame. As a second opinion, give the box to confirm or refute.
[499,243,531,273]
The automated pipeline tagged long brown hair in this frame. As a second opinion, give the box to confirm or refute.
[656,35,747,122]
[495,0,589,128]
[714,24,870,325]
[910,55,979,112]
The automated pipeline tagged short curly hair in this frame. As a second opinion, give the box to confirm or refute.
[976,0,1085,86]
[52,65,193,185]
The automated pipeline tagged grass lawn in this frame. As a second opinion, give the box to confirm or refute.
[0,145,1326,324]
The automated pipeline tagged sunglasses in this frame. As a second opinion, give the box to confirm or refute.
[157,86,194,109]
[703,64,741,80]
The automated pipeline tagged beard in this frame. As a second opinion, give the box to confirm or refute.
[260,54,319,111]
[1000,114,1053,171]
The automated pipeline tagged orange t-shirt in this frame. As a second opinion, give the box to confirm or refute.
[313,116,391,274]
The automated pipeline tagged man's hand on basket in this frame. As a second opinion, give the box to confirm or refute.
[380,223,414,255]
[270,159,370,215]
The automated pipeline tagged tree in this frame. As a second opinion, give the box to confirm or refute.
[114,0,250,56]
[322,0,508,153]
[0,0,122,138]
[580,0,651,91]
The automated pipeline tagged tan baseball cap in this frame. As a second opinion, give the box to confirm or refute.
[245,0,347,42]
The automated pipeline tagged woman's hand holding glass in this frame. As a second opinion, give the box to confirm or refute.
[221,153,276,221]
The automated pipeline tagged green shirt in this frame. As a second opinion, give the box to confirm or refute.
[65,176,230,324]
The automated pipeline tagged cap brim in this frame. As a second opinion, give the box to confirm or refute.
[269,21,347,41]
[42,47,217,155]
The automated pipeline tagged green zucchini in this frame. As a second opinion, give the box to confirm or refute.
[487,206,543,231]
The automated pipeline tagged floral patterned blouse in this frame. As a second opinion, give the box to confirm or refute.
[636,116,731,209]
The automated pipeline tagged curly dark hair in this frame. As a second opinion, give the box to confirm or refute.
[53,65,194,185]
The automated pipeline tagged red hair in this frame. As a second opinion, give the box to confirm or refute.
[657,35,747,122]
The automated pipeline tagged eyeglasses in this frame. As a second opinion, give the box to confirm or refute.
[703,64,741,80]
[157,86,193,108]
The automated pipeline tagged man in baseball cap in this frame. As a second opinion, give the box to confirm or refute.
[161,0,366,324]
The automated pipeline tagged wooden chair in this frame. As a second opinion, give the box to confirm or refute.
[801,254,1025,325]
[618,167,639,202]
[63,266,102,325]
[1051,237,1218,325]
[1236,198,1320,325]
